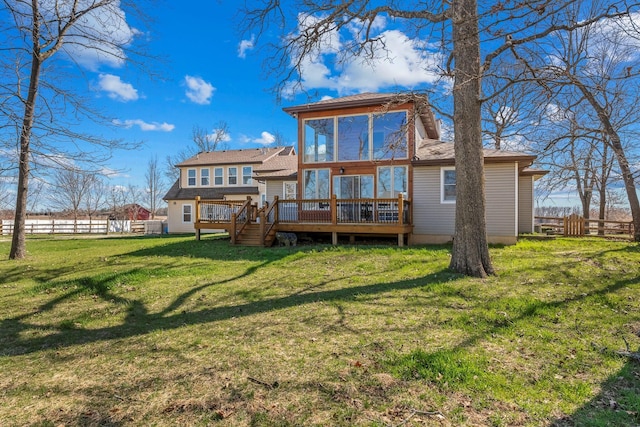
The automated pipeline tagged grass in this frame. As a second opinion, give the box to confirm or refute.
[0,234,639,426]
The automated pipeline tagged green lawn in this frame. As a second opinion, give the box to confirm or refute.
[1,234,638,426]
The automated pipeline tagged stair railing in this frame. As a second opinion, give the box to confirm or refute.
[260,196,279,246]
[230,197,252,244]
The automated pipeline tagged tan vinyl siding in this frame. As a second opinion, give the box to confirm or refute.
[266,181,284,201]
[412,167,456,238]
[485,163,518,237]
[166,201,195,233]
[518,175,534,233]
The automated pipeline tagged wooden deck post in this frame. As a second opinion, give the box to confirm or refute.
[398,194,405,225]
[230,213,237,244]
[259,211,266,246]
[331,194,338,225]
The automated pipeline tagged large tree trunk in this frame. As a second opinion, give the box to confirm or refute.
[10,36,41,259]
[449,0,494,277]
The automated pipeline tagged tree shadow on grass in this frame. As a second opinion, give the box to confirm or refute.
[551,351,640,426]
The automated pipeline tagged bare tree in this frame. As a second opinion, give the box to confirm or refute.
[1,0,151,259]
[510,2,640,240]
[242,1,636,276]
[48,168,95,232]
[165,121,230,181]
[145,155,165,219]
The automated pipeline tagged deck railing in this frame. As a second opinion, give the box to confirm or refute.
[195,197,247,223]
[275,194,410,225]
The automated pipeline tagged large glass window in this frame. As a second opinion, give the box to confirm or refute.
[338,115,369,161]
[377,166,408,198]
[228,167,237,185]
[304,119,334,163]
[441,167,456,203]
[303,169,330,199]
[373,112,408,160]
[242,166,252,185]
[214,167,223,186]
[200,168,209,186]
[187,169,196,186]
[333,175,374,199]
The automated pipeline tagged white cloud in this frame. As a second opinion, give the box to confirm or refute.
[97,74,139,101]
[238,35,255,58]
[113,119,175,132]
[57,3,139,70]
[288,16,443,95]
[239,131,276,146]
[184,75,215,105]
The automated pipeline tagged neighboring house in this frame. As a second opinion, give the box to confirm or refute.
[163,146,297,233]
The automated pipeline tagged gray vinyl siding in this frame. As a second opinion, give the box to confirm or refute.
[518,176,534,233]
[485,163,518,236]
[413,163,518,238]
[413,167,456,236]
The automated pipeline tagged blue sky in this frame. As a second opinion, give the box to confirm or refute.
[70,2,446,192]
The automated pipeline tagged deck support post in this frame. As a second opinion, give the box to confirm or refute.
[196,228,201,241]
[398,233,404,247]
[195,196,201,240]
[332,232,338,245]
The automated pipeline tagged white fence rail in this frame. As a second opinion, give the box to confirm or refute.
[0,219,165,235]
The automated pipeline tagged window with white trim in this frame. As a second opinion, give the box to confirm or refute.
[187,169,196,186]
[200,168,210,186]
[182,204,192,222]
[214,168,223,186]
[284,182,297,200]
[228,167,237,185]
[441,167,456,203]
[242,166,252,185]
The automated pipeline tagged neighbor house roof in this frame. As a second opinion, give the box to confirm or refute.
[283,92,440,140]
[163,181,259,201]
[412,139,539,170]
[175,146,293,167]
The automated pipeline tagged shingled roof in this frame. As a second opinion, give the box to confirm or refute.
[175,146,292,167]
[413,139,540,170]
[283,92,440,140]
[163,181,259,201]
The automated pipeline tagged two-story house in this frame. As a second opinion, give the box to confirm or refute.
[163,146,296,233]
[167,92,546,245]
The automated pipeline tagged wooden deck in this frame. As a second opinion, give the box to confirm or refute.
[194,195,413,246]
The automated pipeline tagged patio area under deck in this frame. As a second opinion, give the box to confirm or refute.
[194,194,413,246]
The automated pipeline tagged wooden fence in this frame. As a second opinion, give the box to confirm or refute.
[534,216,634,237]
[0,219,164,235]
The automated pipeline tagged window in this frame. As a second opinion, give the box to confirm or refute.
[228,167,237,185]
[333,175,374,199]
[377,166,408,198]
[284,182,297,200]
[441,167,456,203]
[182,204,192,222]
[337,115,369,161]
[187,169,196,186]
[304,118,334,163]
[214,168,223,186]
[373,112,408,160]
[242,166,252,185]
[200,168,210,186]
[303,169,330,199]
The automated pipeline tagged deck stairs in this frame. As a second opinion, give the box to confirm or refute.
[234,222,277,247]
